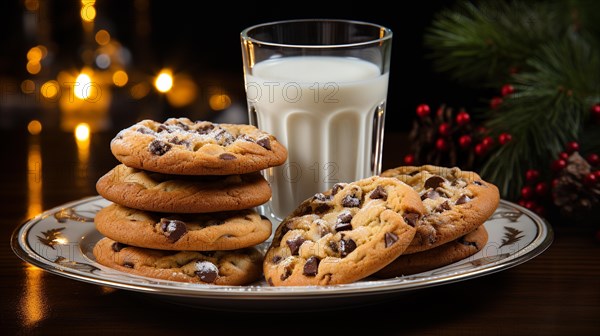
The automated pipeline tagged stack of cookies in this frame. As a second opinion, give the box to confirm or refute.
[263,165,499,286]
[92,117,287,285]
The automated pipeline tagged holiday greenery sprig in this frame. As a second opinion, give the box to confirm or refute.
[424,0,600,199]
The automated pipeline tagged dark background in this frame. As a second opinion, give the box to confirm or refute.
[0,0,487,133]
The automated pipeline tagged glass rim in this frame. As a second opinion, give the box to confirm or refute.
[240,19,393,49]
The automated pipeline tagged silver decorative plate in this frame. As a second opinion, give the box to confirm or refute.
[11,196,553,311]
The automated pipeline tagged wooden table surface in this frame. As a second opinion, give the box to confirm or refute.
[1,129,599,335]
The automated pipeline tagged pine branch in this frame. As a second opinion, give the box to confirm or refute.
[424,1,569,86]
[481,34,600,198]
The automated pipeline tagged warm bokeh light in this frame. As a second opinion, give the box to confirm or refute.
[166,75,197,108]
[27,120,42,135]
[24,0,39,11]
[74,73,92,99]
[131,82,150,99]
[27,138,42,219]
[82,0,96,4]
[80,5,96,22]
[95,29,110,45]
[20,264,46,327]
[209,94,232,111]
[75,123,91,142]
[27,47,43,62]
[26,61,41,75]
[21,80,36,94]
[112,70,128,87]
[40,80,59,99]
[154,69,173,93]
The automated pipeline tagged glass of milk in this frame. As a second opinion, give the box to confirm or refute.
[240,19,392,224]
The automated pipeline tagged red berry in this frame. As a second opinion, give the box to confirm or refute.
[482,136,494,149]
[524,200,536,210]
[592,103,600,118]
[501,84,514,96]
[498,133,512,145]
[586,153,599,166]
[474,143,486,156]
[403,154,415,165]
[552,178,560,188]
[559,152,570,160]
[435,138,448,151]
[521,186,534,199]
[552,159,567,171]
[535,182,549,196]
[416,104,431,118]
[455,111,470,126]
[525,169,540,182]
[490,97,503,109]
[594,170,600,178]
[458,135,472,148]
[584,173,598,186]
[518,199,527,207]
[566,141,579,154]
[438,123,451,136]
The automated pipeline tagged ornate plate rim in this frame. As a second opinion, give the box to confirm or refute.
[11,196,553,300]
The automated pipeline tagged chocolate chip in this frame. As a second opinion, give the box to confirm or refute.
[337,210,353,224]
[473,181,483,186]
[335,222,352,232]
[256,137,271,150]
[280,221,294,235]
[272,255,282,264]
[169,136,189,146]
[219,153,236,160]
[195,261,218,283]
[370,185,388,200]
[176,122,190,131]
[421,190,440,200]
[328,241,338,253]
[286,236,306,256]
[160,218,188,242]
[342,195,361,208]
[340,238,357,258]
[456,195,471,205]
[435,201,451,213]
[303,256,320,276]
[424,176,446,190]
[313,193,329,202]
[267,277,274,286]
[384,232,399,248]
[136,126,153,134]
[214,128,235,145]
[111,242,128,252]
[403,213,420,227]
[335,210,353,232]
[196,123,215,134]
[123,262,134,268]
[149,140,172,156]
[157,124,171,133]
[331,183,346,195]
[280,268,292,281]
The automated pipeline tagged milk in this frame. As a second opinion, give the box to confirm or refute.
[245,56,389,220]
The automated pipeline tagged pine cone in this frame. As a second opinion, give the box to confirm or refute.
[552,152,600,219]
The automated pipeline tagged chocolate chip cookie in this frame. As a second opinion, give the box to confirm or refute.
[110,118,288,175]
[96,164,271,213]
[263,176,426,286]
[374,224,488,278]
[95,204,272,251]
[93,237,263,285]
[381,165,499,254]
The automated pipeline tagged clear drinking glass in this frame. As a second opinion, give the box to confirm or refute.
[240,19,393,224]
